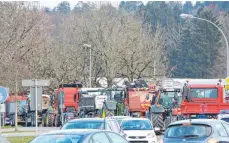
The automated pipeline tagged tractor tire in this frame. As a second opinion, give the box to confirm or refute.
[48,114,54,127]
[151,113,164,134]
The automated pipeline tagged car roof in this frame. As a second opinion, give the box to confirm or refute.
[40,129,100,136]
[168,119,222,127]
[68,118,104,122]
[67,117,118,123]
[121,118,150,121]
[107,116,131,119]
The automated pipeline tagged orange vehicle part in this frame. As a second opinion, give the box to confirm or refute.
[180,84,229,117]
[126,88,154,114]
[54,85,81,112]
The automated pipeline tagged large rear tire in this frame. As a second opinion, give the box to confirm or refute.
[151,113,164,134]
[48,114,54,127]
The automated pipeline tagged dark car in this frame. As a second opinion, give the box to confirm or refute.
[60,118,121,134]
[162,119,229,143]
[29,129,129,143]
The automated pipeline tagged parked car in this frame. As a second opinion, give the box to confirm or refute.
[217,110,229,123]
[120,118,157,143]
[60,118,121,134]
[162,119,229,143]
[106,116,132,125]
[29,129,129,143]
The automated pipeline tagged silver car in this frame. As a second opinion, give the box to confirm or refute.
[29,129,129,143]
[162,119,229,143]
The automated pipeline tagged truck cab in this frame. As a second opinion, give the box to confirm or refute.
[181,80,229,119]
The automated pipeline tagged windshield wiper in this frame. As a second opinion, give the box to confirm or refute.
[183,135,200,138]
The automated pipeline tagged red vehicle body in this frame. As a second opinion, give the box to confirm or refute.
[47,83,83,127]
[181,82,229,119]
[125,87,155,117]
[54,86,81,113]
[6,95,27,102]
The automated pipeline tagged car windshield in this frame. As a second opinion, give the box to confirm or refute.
[221,118,229,123]
[121,120,152,130]
[61,121,104,129]
[165,124,212,138]
[30,134,83,143]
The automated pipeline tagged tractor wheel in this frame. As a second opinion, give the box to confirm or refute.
[151,113,164,134]
[48,114,54,127]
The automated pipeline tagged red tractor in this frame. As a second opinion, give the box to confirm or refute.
[181,79,229,119]
[44,82,83,127]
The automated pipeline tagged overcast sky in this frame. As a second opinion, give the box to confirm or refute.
[39,1,122,9]
[9,0,195,9]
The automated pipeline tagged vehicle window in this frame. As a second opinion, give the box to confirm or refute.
[92,132,111,143]
[165,124,212,138]
[222,123,229,136]
[190,88,217,98]
[121,119,152,130]
[30,134,83,143]
[107,120,120,133]
[61,121,104,129]
[221,118,229,123]
[213,122,228,137]
[107,132,128,143]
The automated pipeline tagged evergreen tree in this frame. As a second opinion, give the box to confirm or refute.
[56,1,71,14]
[119,1,143,12]
[183,1,193,14]
[171,7,222,78]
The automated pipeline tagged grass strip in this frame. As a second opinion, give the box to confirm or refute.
[7,136,35,143]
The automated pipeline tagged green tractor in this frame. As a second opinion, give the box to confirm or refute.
[100,87,126,118]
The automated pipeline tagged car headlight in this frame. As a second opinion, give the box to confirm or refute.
[207,138,218,143]
[147,133,155,138]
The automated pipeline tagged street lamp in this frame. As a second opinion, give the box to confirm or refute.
[83,44,92,87]
[180,13,229,77]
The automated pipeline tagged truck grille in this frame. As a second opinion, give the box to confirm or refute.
[129,136,146,139]
[129,141,148,143]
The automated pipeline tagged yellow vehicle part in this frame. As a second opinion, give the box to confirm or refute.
[102,109,106,118]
